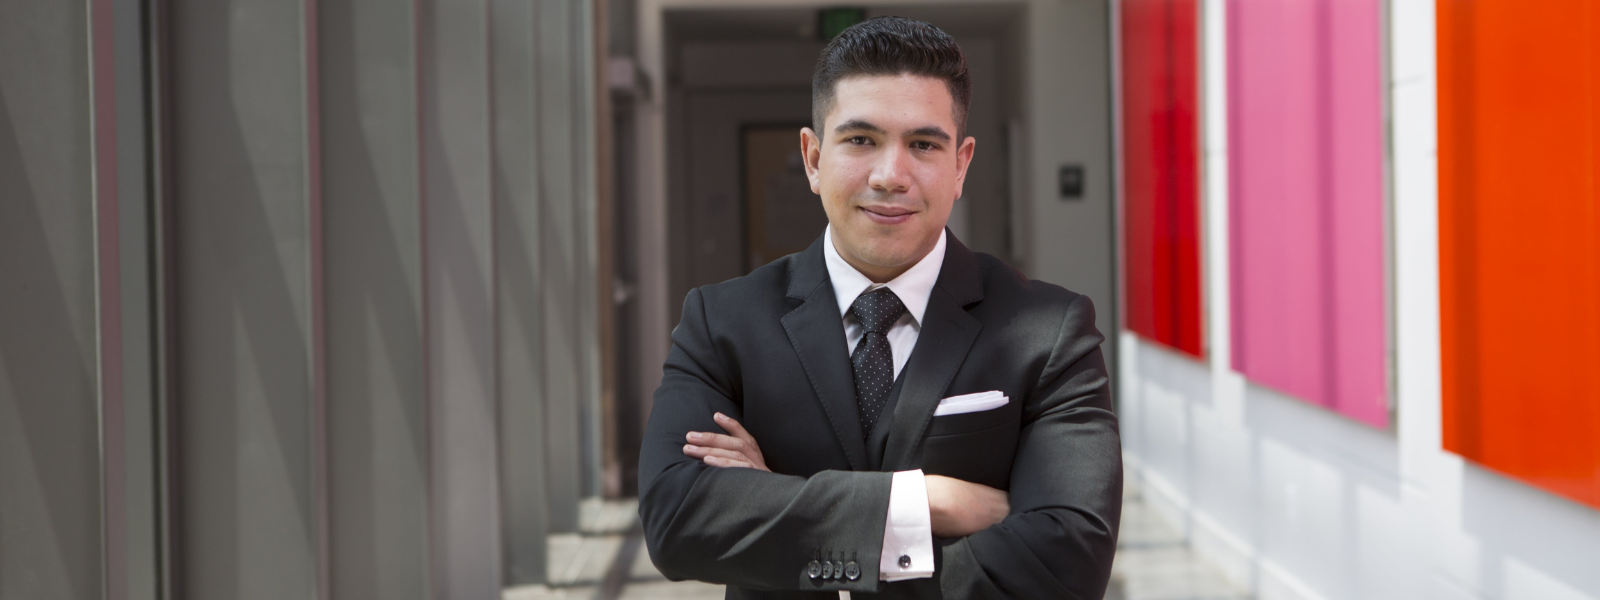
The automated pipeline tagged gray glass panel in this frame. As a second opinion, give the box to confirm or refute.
[0,2,103,599]
[167,1,318,597]
[420,0,503,596]
[320,0,431,598]
[493,0,552,585]
[539,0,583,534]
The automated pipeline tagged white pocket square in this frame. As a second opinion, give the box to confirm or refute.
[933,391,1009,416]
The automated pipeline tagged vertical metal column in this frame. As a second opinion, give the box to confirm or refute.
[109,0,165,598]
[320,0,432,598]
[420,0,504,596]
[572,0,606,502]
[0,2,103,599]
[165,0,321,597]
[590,0,620,501]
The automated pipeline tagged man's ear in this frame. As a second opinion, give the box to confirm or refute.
[800,127,823,195]
[951,135,977,201]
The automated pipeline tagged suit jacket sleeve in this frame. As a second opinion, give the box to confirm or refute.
[638,287,894,593]
[933,293,1123,599]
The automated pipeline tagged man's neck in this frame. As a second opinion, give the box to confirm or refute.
[849,260,909,285]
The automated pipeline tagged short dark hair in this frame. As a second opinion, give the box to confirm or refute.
[812,16,971,139]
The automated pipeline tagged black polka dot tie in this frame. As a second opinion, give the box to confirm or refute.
[850,288,907,439]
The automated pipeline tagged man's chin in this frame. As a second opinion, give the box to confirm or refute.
[855,239,934,270]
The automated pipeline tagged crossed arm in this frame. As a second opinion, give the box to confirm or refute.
[682,412,1010,538]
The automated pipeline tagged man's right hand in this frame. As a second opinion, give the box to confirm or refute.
[924,474,1009,538]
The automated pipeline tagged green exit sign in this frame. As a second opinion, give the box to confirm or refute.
[818,8,866,40]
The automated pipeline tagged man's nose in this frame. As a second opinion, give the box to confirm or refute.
[868,143,913,193]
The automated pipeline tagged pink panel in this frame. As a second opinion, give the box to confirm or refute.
[1227,0,1388,427]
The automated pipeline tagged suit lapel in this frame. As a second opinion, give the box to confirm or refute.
[781,237,869,470]
[882,233,985,472]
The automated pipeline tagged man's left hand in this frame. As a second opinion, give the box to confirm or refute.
[683,412,770,472]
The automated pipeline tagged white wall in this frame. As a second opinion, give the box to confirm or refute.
[1119,2,1600,599]
[1022,0,1118,360]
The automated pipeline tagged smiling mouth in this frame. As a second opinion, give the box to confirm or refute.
[859,205,916,225]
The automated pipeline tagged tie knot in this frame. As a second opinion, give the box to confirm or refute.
[850,288,907,335]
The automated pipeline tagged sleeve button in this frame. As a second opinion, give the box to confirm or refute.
[807,560,822,579]
[844,561,861,580]
[832,560,844,579]
[821,560,834,579]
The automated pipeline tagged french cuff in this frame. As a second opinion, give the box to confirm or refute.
[878,469,934,581]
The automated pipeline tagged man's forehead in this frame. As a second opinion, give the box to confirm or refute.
[826,74,958,132]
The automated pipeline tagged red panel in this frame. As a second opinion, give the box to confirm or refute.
[1439,0,1600,509]
[1120,0,1203,358]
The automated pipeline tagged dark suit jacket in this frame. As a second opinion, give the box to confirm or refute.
[638,232,1122,599]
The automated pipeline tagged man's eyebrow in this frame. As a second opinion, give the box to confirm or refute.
[833,119,885,135]
[908,126,952,142]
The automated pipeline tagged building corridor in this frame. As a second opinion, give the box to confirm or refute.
[7,1,1600,599]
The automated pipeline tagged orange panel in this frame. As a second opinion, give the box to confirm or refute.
[1439,0,1600,509]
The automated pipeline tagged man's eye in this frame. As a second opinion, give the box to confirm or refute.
[912,141,937,151]
[847,136,871,145]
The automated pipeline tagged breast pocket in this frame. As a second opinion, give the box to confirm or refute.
[919,406,1021,490]
[927,401,1017,436]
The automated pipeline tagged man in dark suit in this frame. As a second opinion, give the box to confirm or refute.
[638,16,1121,599]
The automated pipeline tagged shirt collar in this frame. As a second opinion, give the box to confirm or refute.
[823,225,946,327]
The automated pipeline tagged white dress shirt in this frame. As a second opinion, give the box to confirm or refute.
[823,225,943,585]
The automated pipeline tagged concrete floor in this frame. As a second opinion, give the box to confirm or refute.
[504,474,1250,600]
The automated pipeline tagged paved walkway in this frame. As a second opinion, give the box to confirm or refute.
[504,475,1250,600]
[1105,476,1252,600]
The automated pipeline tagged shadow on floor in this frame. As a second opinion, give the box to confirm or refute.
[506,476,1253,600]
